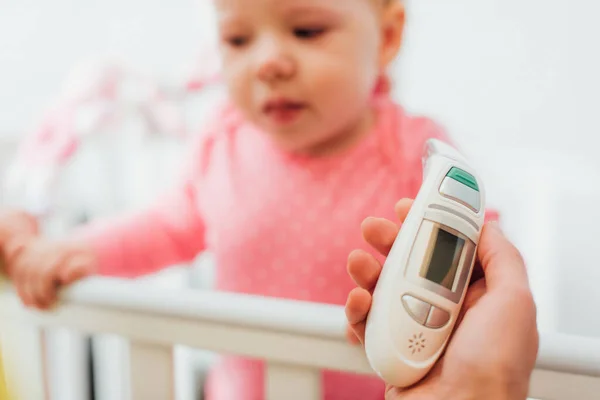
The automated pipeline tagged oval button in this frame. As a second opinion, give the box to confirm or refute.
[426,306,450,329]
[401,295,431,325]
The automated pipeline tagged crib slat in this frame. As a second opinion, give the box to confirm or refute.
[44,328,91,400]
[129,341,174,400]
[266,362,321,400]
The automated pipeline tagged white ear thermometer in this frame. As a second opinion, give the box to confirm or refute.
[364,138,485,387]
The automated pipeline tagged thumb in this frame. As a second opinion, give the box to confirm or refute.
[477,222,529,291]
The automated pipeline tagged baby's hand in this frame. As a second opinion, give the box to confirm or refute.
[0,209,39,273]
[11,239,97,309]
[0,209,38,242]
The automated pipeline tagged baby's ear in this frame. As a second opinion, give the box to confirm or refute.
[379,0,406,68]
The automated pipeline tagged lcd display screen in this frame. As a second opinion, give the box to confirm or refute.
[421,228,465,290]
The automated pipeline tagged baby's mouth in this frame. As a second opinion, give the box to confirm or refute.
[264,98,306,113]
[263,98,307,124]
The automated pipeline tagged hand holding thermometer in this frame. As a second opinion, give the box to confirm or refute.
[364,138,485,387]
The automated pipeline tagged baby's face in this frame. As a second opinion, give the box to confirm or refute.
[215,0,385,154]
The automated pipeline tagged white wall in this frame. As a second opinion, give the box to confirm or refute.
[395,0,600,157]
[0,0,216,136]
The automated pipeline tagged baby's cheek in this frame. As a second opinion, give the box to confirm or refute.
[223,66,251,107]
[314,63,368,106]
[328,78,372,123]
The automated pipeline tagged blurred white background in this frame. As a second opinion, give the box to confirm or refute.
[0,0,599,399]
[0,0,216,136]
[394,0,600,340]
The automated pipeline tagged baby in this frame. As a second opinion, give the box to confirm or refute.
[0,0,487,398]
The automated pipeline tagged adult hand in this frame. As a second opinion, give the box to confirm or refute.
[345,199,539,400]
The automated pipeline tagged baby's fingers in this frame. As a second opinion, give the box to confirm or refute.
[345,287,372,345]
[32,273,59,310]
[58,255,94,285]
[2,236,31,276]
[27,250,65,309]
[14,262,35,307]
[34,263,64,309]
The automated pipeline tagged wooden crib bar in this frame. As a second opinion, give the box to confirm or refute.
[1,277,600,400]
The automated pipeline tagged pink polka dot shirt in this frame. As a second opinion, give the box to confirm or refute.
[73,96,487,399]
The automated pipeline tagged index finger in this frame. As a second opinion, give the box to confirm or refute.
[477,222,530,291]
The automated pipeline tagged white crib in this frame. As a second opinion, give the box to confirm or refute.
[1,276,600,400]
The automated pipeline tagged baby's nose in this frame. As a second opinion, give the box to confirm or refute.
[256,39,296,83]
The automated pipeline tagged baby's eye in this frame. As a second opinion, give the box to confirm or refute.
[225,36,249,47]
[294,27,326,39]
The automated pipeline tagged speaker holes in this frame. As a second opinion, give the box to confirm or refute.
[408,333,426,354]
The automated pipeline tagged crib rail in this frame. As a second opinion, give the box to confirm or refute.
[1,277,600,400]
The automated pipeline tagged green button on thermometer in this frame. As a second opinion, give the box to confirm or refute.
[446,167,479,191]
[364,139,485,387]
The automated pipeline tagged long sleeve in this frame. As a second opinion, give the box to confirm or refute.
[68,130,213,278]
[71,177,206,278]
[68,102,241,278]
